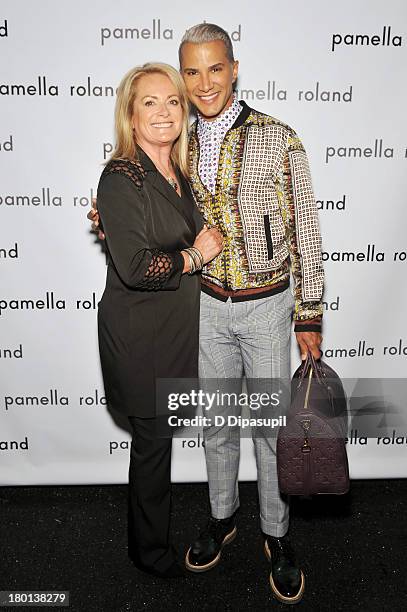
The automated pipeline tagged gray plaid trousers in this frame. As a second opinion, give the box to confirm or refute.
[199,288,295,537]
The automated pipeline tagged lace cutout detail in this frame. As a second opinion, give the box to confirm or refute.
[101,158,147,189]
[138,249,174,290]
[101,160,177,290]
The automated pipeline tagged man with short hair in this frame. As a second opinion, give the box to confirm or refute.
[89,22,324,604]
[178,24,323,605]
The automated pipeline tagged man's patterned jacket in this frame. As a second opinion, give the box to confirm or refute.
[188,101,324,332]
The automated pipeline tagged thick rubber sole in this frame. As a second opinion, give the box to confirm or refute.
[264,540,305,605]
[185,526,237,573]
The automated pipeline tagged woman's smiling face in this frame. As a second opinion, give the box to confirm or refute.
[131,72,184,148]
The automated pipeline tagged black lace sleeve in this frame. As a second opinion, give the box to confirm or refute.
[97,160,184,291]
[139,250,178,290]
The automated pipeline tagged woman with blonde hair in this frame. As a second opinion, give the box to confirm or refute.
[96,62,222,578]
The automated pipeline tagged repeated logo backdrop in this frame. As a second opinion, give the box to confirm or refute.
[0,0,406,484]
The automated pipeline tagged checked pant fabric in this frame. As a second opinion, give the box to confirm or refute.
[199,288,294,537]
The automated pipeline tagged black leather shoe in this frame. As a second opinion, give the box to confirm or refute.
[134,560,186,579]
[185,514,237,572]
[129,544,185,579]
[265,535,305,604]
[151,562,186,579]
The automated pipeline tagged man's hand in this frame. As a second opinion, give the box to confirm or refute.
[87,198,105,240]
[295,331,322,361]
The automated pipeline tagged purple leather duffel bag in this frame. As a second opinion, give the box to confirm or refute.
[277,353,350,496]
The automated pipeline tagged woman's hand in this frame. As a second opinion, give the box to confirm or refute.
[87,198,105,240]
[193,225,223,264]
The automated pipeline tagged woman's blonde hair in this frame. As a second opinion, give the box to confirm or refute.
[110,62,190,177]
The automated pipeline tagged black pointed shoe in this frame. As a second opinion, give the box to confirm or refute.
[150,562,186,579]
[132,557,186,579]
[185,514,237,572]
[265,535,305,604]
[128,543,185,579]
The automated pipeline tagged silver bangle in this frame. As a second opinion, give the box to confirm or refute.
[189,246,204,270]
[184,247,203,275]
[185,250,196,275]
[188,249,201,272]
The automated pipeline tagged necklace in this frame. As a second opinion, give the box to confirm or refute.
[154,159,179,192]
[167,176,178,192]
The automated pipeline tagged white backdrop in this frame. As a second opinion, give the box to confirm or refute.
[1,0,406,484]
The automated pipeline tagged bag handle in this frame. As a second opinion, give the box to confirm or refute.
[296,353,337,417]
[298,352,324,386]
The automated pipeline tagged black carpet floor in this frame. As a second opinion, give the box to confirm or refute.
[1,480,405,611]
